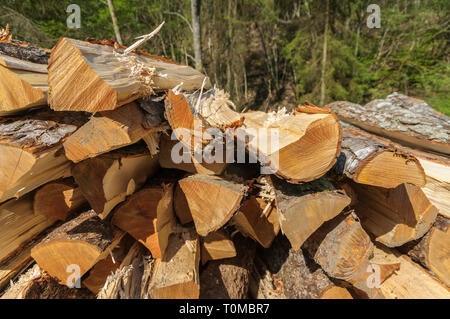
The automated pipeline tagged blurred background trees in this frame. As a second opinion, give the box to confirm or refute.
[0,0,448,114]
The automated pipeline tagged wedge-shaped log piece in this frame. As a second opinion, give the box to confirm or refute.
[328,93,450,155]
[374,245,450,299]
[352,182,438,247]
[48,38,210,112]
[63,102,164,163]
[270,176,351,250]
[178,174,247,236]
[336,129,426,188]
[237,106,341,183]
[82,234,136,294]
[149,228,200,299]
[0,194,56,263]
[0,54,48,116]
[401,215,449,287]
[72,146,159,219]
[303,213,384,299]
[33,179,86,221]
[0,112,87,202]
[0,37,50,115]
[200,235,255,299]
[31,210,124,284]
[231,196,280,248]
[259,235,353,299]
[201,230,236,264]
[112,184,176,259]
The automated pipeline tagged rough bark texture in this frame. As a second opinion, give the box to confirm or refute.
[335,129,426,188]
[303,212,384,299]
[258,235,352,299]
[0,42,50,64]
[328,92,450,154]
[199,234,256,299]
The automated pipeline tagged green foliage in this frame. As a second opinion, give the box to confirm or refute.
[0,0,448,114]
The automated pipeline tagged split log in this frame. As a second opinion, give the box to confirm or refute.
[0,111,88,202]
[374,245,450,299]
[63,102,165,163]
[231,196,280,248]
[1,264,95,299]
[33,179,86,221]
[335,129,426,188]
[111,184,176,259]
[173,182,193,225]
[328,93,450,155]
[0,194,56,263]
[270,176,351,250]
[303,213,384,299]
[351,182,438,247]
[237,106,342,183]
[31,210,124,285]
[418,157,450,218]
[0,36,50,115]
[48,37,210,112]
[159,133,227,175]
[400,215,449,287]
[258,235,353,299]
[72,146,159,219]
[201,230,237,265]
[98,242,153,299]
[199,234,256,299]
[82,234,136,294]
[178,174,247,236]
[148,228,200,299]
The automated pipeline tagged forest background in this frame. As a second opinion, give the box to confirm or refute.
[1,0,448,114]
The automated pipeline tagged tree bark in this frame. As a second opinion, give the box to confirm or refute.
[319,0,329,106]
[191,0,203,71]
[106,0,123,45]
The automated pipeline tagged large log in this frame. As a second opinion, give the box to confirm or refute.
[111,183,176,259]
[303,213,384,298]
[63,102,165,163]
[269,176,351,250]
[258,235,353,299]
[72,146,159,219]
[374,245,450,299]
[199,235,256,299]
[0,111,87,202]
[400,215,449,287]
[0,33,50,115]
[48,37,210,112]
[335,129,426,188]
[351,182,438,247]
[177,174,247,236]
[33,179,87,221]
[237,106,342,183]
[31,210,124,285]
[148,228,200,299]
[0,194,56,263]
[328,93,450,155]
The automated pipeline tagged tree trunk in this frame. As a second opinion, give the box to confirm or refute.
[319,0,329,106]
[106,0,123,45]
[191,0,203,71]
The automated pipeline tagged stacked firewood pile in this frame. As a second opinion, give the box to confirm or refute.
[0,25,448,299]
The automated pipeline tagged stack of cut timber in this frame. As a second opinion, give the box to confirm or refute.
[1,27,449,299]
